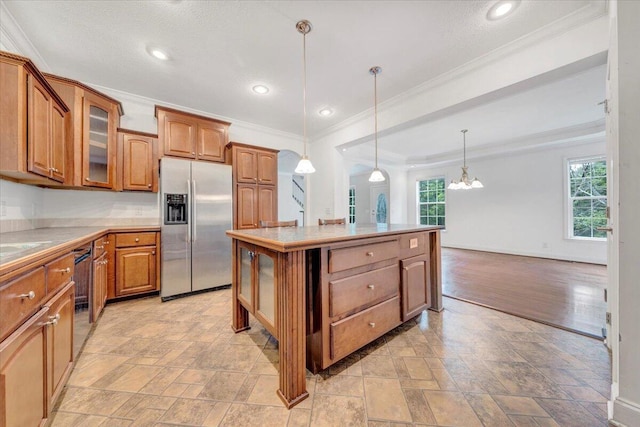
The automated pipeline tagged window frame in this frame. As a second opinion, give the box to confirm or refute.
[416,176,446,228]
[348,185,356,224]
[566,156,607,241]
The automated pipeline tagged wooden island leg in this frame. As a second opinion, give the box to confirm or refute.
[231,239,250,332]
[276,250,309,408]
[429,230,444,312]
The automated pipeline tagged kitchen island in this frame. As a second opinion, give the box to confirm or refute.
[226,223,442,408]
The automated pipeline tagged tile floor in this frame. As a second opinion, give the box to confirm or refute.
[50,289,611,426]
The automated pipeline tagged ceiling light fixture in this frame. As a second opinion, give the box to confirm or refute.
[252,84,269,94]
[368,66,385,182]
[294,20,315,174]
[487,0,520,20]
[148,47,169,61]
[319,108,333,117]
[448,129,483,190]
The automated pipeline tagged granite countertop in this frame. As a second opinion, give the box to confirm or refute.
[226,223,442,252]
[0,225,160,277]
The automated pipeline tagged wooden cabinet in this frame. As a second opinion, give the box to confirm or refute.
[401,254,430,321]
[117,129,158,192]
[235,242,278,337]
[112,231,159,298]
[0,51,69,185]
[45,73,122,189]
[0,307,49,427]
[46,282,75,407]
[230,143,279,229]
[155,106,230,163]
[91,236,109,322]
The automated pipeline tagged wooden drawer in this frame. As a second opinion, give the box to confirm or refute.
[0,267,46,341]
[330,296,401,362]
[115,232,156,248]
[399,232,427,260]
[93,236,108,258]
[329,264,399,318]
[328,240,398,273]
[46,253,74,295]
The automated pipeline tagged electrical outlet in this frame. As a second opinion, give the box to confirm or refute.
[0,201,6,217]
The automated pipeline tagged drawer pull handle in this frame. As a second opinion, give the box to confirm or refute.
[43,314,60,326]
[57,267,71,274]
[369,322,376,328]
[96,245,104,249]
[135,238,140,242]
[19,291,36,300]
[366,252,374,257]
[367,284,375,290]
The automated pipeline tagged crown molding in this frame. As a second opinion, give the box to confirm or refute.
[0,1,50,70]
[88,82,302,143]
[312,1,608,143]
[406,119,606,169]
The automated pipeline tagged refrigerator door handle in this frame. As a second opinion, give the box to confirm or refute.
[192,179,197,242]
[187,179,192,243]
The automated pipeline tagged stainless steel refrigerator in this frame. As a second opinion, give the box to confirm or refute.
[160,157,232,300]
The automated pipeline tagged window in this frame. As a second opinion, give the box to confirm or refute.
[417,177,445,226]
[568,157,607,239]
[348,186,356,224]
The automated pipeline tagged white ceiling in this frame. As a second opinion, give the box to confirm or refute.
[2,0,607,167]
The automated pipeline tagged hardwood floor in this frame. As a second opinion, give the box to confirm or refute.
[441,248,607,338]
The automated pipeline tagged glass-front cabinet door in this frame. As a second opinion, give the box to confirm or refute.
[255,248,277,337]
[83,93,116,188]
[238,243,254,311]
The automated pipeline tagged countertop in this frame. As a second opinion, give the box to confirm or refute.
[226,223,442,252]
[0,226,160,278]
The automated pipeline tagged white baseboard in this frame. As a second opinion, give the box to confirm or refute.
[613,396,640,426]
[441,243,606,265]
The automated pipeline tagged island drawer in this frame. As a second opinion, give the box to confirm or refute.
[0,267,46,341]
[328,240,398,273]
[116,232,156,248]
[398,232,428,259]
[329,264,399,318]
[46,253,74,295]
[330,295,401,362]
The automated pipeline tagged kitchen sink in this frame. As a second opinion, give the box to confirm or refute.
[0,242,51,258]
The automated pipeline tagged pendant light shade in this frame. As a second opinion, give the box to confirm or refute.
[368,66,385,183]
[448,129,483,190]
[294,20,315,175]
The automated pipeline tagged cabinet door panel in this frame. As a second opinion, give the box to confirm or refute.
[46,282,75,406]
[50,103,66,182]
[255,250,276,337]
[257,152,277,185]
[235,148,257,183]
[83,93,116,189]
[164,114,195,158]
[91,253,107,323]
[115,247,157,296]
[401,254,430,321]
[237,184,258,229]
[28,75,52,179]
[197,121,226,162]
[258,186,277,224]
[122,134,154,191]
[0,307,48,427]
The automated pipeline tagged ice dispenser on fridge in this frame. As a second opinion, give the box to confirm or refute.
[165,194,188,224]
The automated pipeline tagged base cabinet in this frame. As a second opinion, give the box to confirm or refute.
[91,252,107,323]
[46,282,75,407]
[0,307,49,427]
[401,254,431,321]
[115,247,157,296]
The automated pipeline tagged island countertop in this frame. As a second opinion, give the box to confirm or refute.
[226,223,442,252]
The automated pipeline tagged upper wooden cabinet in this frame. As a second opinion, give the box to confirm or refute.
[0,51,70,185]
[230,142,279,229]
[155,106,230,163]
[117,129,158,192]
[45,73,123,190]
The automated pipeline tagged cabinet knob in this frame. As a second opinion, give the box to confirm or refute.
[43,313,60,326]
[199,153,203,156]
[366,252,374,257]
[96,245,104,249]
[148,184,152,188]
[367,284,375,290]
[135,238,140,242]
[57,267,71,274]
[192,152,196,155]
[85,177,90,181]
[19,290,36,300]
[151,251,156,255]
[369,322,376,328]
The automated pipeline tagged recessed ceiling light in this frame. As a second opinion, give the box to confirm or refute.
[252,85,269,94]
[487,0,520,20]
[319,108,333,117]
[342,148,347,152]
[148,47,169,61]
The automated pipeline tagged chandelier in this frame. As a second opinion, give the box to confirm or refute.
[448,129,483,190]
[294,20,316,174]
[368,66,385,182]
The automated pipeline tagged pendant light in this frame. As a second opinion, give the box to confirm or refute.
[294,20,316,174]
[448,129,483,190]
[368,66,385,182]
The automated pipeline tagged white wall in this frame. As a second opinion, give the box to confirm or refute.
[406,140,607,264]
[277,173,304,226]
